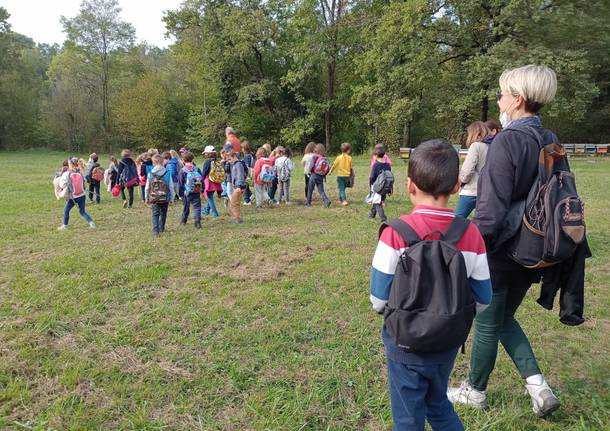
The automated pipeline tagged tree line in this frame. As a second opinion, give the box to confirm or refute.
[1,0,609,154]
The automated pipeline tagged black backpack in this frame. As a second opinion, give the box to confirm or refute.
[508,127,586,268]
[372,170,394,195]
[379,217,475,353]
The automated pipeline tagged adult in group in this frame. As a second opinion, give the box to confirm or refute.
[455,121,491,218]
[117,149,138,208]
[448,65,561,417]
[225,126,242,154]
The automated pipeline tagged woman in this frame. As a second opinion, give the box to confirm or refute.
[58,158,95,230]
[116,149,138,208]
[455,121,490,218]
[448,65,561,418]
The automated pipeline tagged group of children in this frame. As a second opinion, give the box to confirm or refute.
[54,121,406,237]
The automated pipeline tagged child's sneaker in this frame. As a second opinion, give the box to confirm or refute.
[324,200,331,208]
[122,200,128,208]
[195,222,202,229]
[89,221,96,229]
[526,380,560,417]
[244,201,252,206]
[57,224,68,231]
[447,379,487,409]
[342,201,349,206]
[276,201,281,206]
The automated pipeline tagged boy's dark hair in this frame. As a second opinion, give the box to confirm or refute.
[484,119,502,134]
[408,139,459,198]
[284,147,292,158]
[162,151,171,160]
[90,153,98,162]
[183,152,194,163]
[374,144,385,158]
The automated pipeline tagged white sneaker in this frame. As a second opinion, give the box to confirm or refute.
[447,379,487,409]
[89,221,96,229]
[526,380,560,417]
[57,225,68,231]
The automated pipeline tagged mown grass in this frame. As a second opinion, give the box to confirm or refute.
[0,150,608,430]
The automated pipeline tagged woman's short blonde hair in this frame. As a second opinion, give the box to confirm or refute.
[499,64,557,113]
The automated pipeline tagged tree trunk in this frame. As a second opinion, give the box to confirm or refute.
[325,59,335,149]
[481,93,489,121]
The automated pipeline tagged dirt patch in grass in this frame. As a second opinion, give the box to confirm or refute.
[211,245,324,282]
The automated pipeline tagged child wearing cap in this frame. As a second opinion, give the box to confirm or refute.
[201,146,223,218]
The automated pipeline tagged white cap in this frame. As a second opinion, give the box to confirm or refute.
[203,145,216,154]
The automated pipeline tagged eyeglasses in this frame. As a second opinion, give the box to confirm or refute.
[496,90,504,101]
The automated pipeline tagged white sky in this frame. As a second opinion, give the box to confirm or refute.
[1,0,183,48]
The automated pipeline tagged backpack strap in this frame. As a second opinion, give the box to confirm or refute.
[379,219,422,247]
[441,216,471,245]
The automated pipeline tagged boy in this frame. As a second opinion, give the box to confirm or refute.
[179,152,203,229]
[369,145,392,222]
[328,142,353,206]
[369,139,492,431]
[305,144,331,208]
[145,154,174,236]
[274,146,294,205]
[227,149,247,223]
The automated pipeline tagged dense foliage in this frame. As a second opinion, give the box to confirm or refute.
[1,0,609,153]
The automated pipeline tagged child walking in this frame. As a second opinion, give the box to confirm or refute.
[301,142,316,200]
[253,147,273,208]
[58,158,95,230]
[328,142,353,206]
[274,146,294,205]
[117,149,138,208]
[242,141,255,205]
[201,145,223,218]
[369,139,492,431]
[306,144,331,208]
[369,145,392,222]
[228,149,247,223]
[145,154,174,236]
[179,152,203,229]
[85,153,102,204]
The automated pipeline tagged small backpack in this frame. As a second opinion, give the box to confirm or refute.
[508,127,586,268]
[312,156,330,176]
[277,160,291,182]
[208,160,225,184]
[91,167,104,182]
[259,163,276,183]
[149,172,169,204]
[372,170,394,195]
[380,217,475,353]
[183,166,203,194]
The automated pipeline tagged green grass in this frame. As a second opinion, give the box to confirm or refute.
[0,150,608,430]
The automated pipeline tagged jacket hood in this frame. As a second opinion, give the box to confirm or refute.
[152,166,167,175]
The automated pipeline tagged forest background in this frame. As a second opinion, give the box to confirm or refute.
[1,0,609,155]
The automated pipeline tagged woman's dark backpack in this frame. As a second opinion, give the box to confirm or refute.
[379,217,475,353]
[508,127,586,268]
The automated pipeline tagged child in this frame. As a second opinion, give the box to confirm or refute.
[369,145,392,222]
[242,141,255,205]
[370,143,393,167]
[455,121,491,219]
[163,151,180,199]
[201,145,223,218]
[53,159,70,200]
[145,154,174,236]
[369,139,492,431]
[179,152,203,229]
[274,146,294,205]
[267,146,280,203]
[85,153,102,204]
[57,158,95,230]
[107,156,119,191]
[253,147,273,208]
[117,149,138,208]
[220,148,233,205]
[328,142,353,206]
[228,149,247,223]
[305,143,331,208]
[139,152,154,202]
[301,142,316,200]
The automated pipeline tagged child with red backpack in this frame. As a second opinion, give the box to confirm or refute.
[145,154,174,236]
[179,152,203,229]
[85,153,103,204]
[58,158,96,230]
[369,140,491,431]
[305,143,331,208]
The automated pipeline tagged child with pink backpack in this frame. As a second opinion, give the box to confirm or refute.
[305,144,331,208]
[57,158,95,230]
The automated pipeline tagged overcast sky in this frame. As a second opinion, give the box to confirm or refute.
[2,0,183,48]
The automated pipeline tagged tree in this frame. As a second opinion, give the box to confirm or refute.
[61,0,135,137]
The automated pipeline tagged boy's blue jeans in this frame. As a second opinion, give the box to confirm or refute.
[181,192,201,224]
[203,191,219,217]
[455,195,477,218]
[151,202,169,234]
[63,195,93,226]
[387,354,464,431]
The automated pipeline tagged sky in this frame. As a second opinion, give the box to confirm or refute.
[2,0,183,48]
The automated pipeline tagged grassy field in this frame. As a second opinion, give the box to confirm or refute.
[0,150,608,431]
